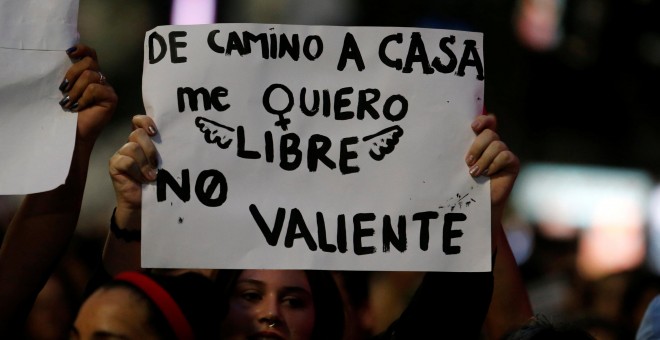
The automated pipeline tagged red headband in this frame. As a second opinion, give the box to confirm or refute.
[114,272,195,340]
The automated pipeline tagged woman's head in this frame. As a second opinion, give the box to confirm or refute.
[73,281,167,339]
[72,271,222,340]
[217,269,345,340]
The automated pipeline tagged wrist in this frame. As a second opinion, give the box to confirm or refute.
[73,134,98,156]
[114,203,142,223]
[110,207,141,242]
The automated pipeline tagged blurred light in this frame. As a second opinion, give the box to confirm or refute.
[514,0,566,51]
[577,200,646,280]
[511,163,653,232]
[171,0,216,25]
[506,227,534,265]
[646,186,660,275]
[511,163,652,279]
[537,220,578,240]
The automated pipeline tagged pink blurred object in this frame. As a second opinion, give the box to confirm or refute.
[171,0,216,25]
[514,0,564,51]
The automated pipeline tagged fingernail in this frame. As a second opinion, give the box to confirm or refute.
[59,95,70,107]
[66,46,77,54]
[469,165,480,176]
[471,120,480,130]
[148,168,158,180]
[148,125,157,135]
[466,154,474,165]
[70,102,79,111]
[58,79,69,92]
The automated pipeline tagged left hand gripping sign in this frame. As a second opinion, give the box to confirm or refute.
[141,23,490,272]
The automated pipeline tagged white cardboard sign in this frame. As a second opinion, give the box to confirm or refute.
[142,23,490,272]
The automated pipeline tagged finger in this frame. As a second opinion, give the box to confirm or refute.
[113,142,157,182]
[131,115,158,136]
[61,70,105,110]
[128,128,159,168]
[59,55,100,93]
[471,113,497,134]
[64,82,117,112]
[470,140,508,177]
[66,44,98,62]
[484,149,519,178]
[466,128,499,166]
[109,152,141,180]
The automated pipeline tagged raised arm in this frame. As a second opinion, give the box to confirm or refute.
[467,114,533,339]
[374,113,530,340]
[102,115,158,275]
[0,44,116,331]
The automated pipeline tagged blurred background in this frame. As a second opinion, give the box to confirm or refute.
[1,0,659,338]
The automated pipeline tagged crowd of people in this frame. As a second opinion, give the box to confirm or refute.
[0,43,608,339]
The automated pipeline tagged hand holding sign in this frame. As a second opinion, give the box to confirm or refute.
[60,44,118,144]
[108,116,159,236]
[466,114,520,226]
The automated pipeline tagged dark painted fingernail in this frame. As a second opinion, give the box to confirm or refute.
[58,79,69,92]
[70,102,79,111]
[66,46,77,54]
[59,95,70,107]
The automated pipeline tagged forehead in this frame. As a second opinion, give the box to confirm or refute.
[75,287,151,335]
[238,270,312,291]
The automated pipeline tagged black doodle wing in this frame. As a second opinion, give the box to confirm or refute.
[195,117,235,149]
[362,125,404,161]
